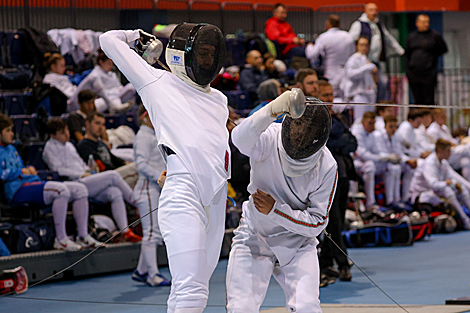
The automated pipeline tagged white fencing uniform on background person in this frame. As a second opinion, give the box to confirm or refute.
[69,65,136,113]
[409,152,470,229]
[43,72,77,99]
[227,103,338,313]
[374,129,414,203]
[395,120,427,158]
[351,122,380,207]
[341,52,377,121]
[100,27,230,313]
[132,123,169,286]
[305,27,355,101]
[42,138,136,232]
[426,121,470,181]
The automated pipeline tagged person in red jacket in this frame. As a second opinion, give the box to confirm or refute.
[265,3,306,60]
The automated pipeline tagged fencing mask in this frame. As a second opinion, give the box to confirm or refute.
[281,97,331,160]
[165,23,225,87]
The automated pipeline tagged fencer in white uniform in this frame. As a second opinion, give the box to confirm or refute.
[423,109,470,181]
[341,37,378,121]
[43,53,78,99]
[100,24,230,313]
[351,112,380,207]
[373,115,417,204]
[42,118,141,242]
[227,96,338,313]
[409,139,470,229]
[131,107,170,287]
[69,51,136,113]
[395,110,431,160]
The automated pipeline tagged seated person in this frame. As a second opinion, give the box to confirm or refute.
[0,113,99,251]
[77,112,138,187]
[67,90,108,143]
[374,105,394,132]
[351,112,410,208]
[249,79,282,122]
[409,139,470,229]
[374,115,417,204]
[264,3,305,60]
[424,108,470,181]
[43,117,141,242]
[69,49,136,113]
[294,68,319,97]
[395,109,431,160]
[263,53,285,80]
[43,53,77,101]
[238,50,269,103]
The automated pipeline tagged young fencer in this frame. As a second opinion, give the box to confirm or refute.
[226,96,338,313]
[99,24,231,313]
[131,106,170,287]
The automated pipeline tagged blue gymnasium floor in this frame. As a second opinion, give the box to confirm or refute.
[1,231,470,312]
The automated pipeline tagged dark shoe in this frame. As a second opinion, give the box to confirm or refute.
[323,266,339,278]
[339,267,352,281]
[326,274,337,285]
[131,270,148,283]
[319,273,329,288]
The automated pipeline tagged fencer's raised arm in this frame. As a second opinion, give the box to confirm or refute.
[232,90,300,160]
[268,164,338,238]
[99,30,164,91]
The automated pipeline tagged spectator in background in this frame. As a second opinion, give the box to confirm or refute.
[239,50,269,103]
[263,52,284,80]
[405,14,447,105]
[349,3,404,101]
[294,68,319,97]
[76,112,130,173]
[395,109,432,160]
[306,15,355,102]
[374,115,417,204]
[43,53,77,101]
[43,117,141,243]
[319,80,356,286]
[265,3,305,60]
[374,105,394,132]
[342,36,378,122]
[249,79,283,123]
[67,90,108,144]
[409,139,470,230]
[69,49,136,113]
[0,113,99,251]
[131,106,170,287]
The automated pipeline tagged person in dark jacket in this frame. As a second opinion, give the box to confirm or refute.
[405,14,448,105]
[238,50,269,103]
[318,80,357,286]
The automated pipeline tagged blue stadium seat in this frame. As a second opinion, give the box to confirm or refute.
[226,38,245,66]
[3,94,27,115]
[28,142,47,171]
[104,114,118,129]
[223,90,251,110]
[0,31,4,66]
[4,31,25,66]
[12,115,37,140]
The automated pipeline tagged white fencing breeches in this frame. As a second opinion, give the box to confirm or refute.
[401,163,415,203]
[354,159,376,207]
[376,162,402,205]
[226,218,321,313]
[158,154,227,312]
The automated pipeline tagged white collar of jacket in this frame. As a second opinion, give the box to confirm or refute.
[50,138,66,146]
[140,124,155,135]
[277,132,321,177]
[165,48,211,94]
[359,13,379,24]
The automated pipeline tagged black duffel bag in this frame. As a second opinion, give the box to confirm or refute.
[0,65,33,90]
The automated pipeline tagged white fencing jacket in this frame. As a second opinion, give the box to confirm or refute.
[409,152,465,200]
[305,27,355,94]
[341,52,377,99]
[349,13,405,64]
[373,129,409,164]
[134,125,166,183]
[395,120,425,158]
[427,122,458,145]
[43,72,77,99]
[415,124,436,151]
[100,30,230,207]
[351,123,381,162]
[232,118,338,266]
[43,138,89,180]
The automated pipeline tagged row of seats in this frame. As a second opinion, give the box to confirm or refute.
[0,92,29,116]
[0,31,24,67]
